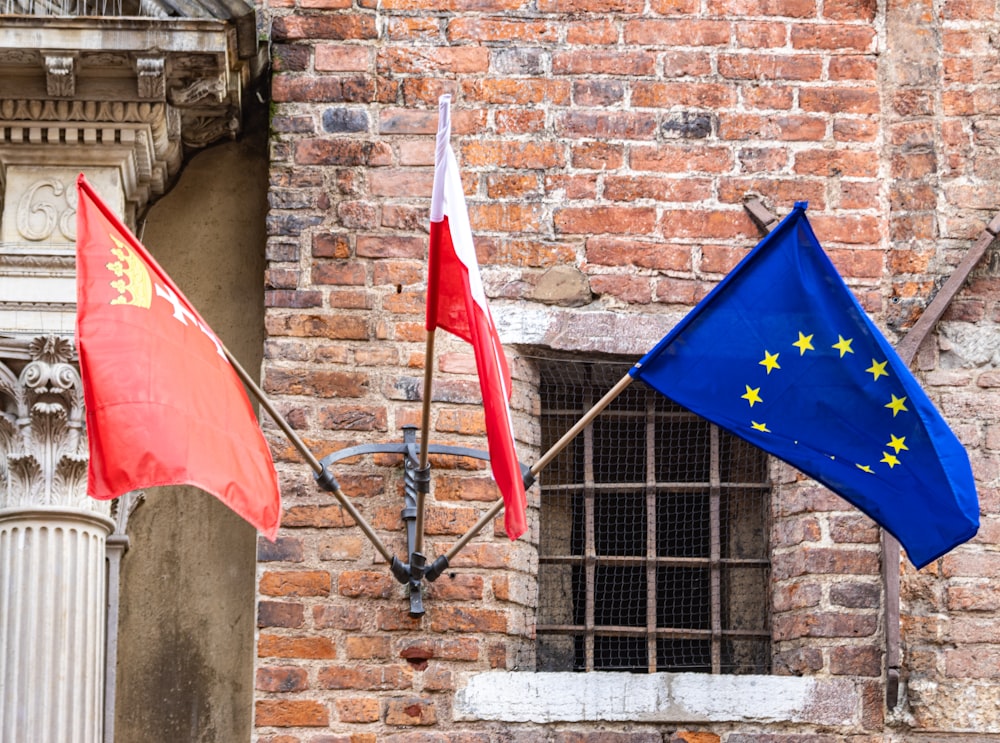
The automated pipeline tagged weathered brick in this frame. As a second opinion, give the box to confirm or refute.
[255,699,329,728]
[258,634,337,659]
[317,664,414,690]
[258,537,306,563]
[335,697,381,724]
[256,666,309,693]
[260,571,331,597]
[385,697,437,726]
[258,601,306,629]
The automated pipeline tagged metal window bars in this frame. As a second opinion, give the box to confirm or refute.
[534,358,771,674]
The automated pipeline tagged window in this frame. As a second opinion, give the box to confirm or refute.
[535,358,772,674]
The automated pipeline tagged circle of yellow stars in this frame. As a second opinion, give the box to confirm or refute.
[742,330,909,474]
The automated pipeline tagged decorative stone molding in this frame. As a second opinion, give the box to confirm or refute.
[135,56,165,100]
[0,17,263,213]
[0,334,106,516]
[44,53,75,97]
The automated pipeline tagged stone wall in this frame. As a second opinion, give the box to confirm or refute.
[254,0,1000,740]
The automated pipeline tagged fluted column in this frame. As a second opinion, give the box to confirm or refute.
[0,336,113,743]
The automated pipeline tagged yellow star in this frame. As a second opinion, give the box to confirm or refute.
[792,331,814,356]
[885,394,908,417]
[751,421,770,432]
[886,434,908,454]
[881,452,900,469]
[832,335,854,357]
[856,463,874,473]
[759,350,781,375]
[866,359,889,381]
[742,385,763,407]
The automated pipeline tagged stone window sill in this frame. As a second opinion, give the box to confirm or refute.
[454,671,866,726]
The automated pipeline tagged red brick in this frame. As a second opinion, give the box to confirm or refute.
[339,570,399,599]
[318,664,414,690]
[553,49,655,76]
[423,574,484,602]
[356,235,426,259]
[588,275,653,304]
[258,634,337,660]
[587,237,692,271]
[282,505,354,528]
[773,611,878,640]
[624,18,730,46]
[790,23,875,51]
[313,233,351,259]
[377,46,489,74]
[462,140,566,169]
[266,313,368,340]
[255,700,329,728]
[567,19,618,44]
[428,606,508,633]
[447,18,559,43]
[718,53,823,80]
[632,82,736,109]
[315,45,369,72]
[258,601,306,629]
[724,113,825,141]
[603,175,712,202]
[631,144,733,174]
[799,87,879,114]
[256,666,309,692]
[944,646,1000,678]
[557,111,658,140]
[554,206,657,235]
[793,149,879,177]
[335,697,380,723]
[465,79,570,105]
[539,0,643,10]
[385,697,437,726]
[272,16,376,41]
[260,571,331,597]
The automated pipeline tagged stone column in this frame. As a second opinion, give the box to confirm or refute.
[0,336,113,742]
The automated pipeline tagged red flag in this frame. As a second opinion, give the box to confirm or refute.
[425,96,527,540]
[75,174,281,539]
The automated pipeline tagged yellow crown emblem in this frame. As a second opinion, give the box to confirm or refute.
[105,233,152,308]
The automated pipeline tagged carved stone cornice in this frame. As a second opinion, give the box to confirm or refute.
[0,334,105,515]
[0,17,263,211]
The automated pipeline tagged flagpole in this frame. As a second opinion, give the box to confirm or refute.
[440,371,635,563]
[223,348,394,564]
[414,95,454,557]
[414,330,436,555]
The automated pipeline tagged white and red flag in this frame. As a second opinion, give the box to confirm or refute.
[75,174,281,539]
[425,96,527,539]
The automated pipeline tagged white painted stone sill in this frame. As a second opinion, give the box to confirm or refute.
[454,671,865,726]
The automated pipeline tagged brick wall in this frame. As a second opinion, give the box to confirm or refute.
[255,0,999,739]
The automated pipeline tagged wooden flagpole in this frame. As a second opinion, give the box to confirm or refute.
[441,371,635,563]
[224,347,394,564]
[414,330,436,555]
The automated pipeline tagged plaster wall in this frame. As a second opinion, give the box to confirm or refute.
[112,103,269,743]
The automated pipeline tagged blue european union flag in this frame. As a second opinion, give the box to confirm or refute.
[631,203,978,569]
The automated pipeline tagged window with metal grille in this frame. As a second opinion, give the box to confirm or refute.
[535,358,772,674]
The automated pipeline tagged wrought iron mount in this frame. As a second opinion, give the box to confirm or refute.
[314,425,531,618]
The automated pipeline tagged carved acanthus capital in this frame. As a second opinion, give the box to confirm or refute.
[0,334,105,516]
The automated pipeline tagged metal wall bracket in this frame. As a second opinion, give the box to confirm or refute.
[317,425,527,617]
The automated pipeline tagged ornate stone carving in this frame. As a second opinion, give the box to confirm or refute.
[168,74,226,106]
[15,176,75,243]
[44,55,76,97]
[0,335,102,513]
[181,112,240,148]
[135,56,165,100]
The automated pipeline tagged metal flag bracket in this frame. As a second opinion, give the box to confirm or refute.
[314,424,532,618]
